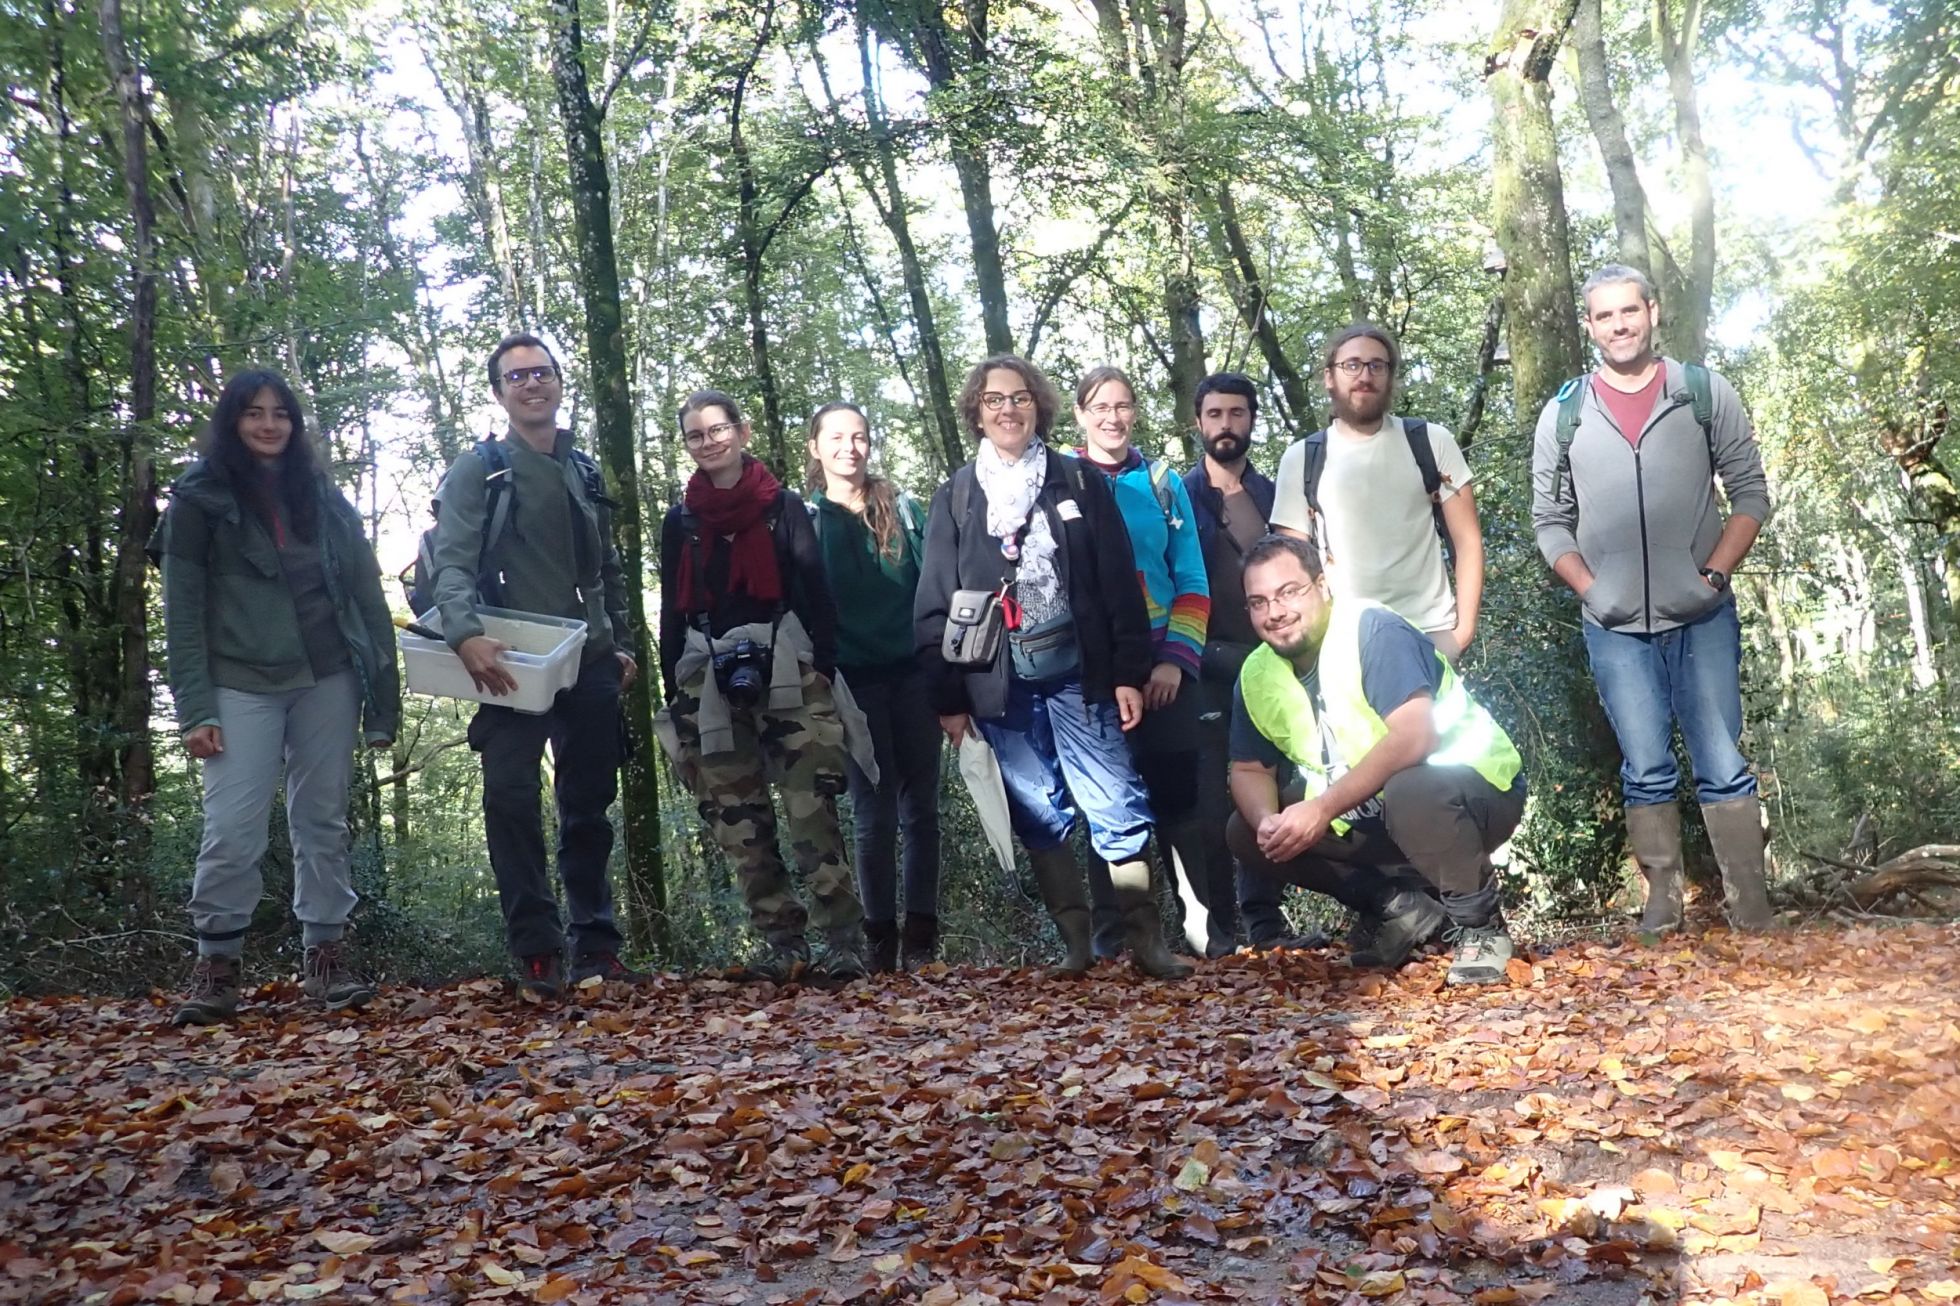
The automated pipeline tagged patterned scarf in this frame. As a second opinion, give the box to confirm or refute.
[974,439,1066,626]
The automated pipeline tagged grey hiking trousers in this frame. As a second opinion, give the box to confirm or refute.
[189,670,361,956]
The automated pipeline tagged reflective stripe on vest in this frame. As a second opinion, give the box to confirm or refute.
[1238,599,1522,810]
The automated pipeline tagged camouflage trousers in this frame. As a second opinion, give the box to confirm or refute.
[670,668,862,939]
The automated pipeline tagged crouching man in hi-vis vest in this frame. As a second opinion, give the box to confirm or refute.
[1226,534,1527,985]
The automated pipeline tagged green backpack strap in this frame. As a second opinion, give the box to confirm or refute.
[1551,376,1587,504]
[1145,457,1181,528]
[1684,362,1715,470]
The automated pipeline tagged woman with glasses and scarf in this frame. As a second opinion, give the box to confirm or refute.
[805,402,942,972]
[914,355,1190,980]
[153,369,400,1025]
[655,390,871,982]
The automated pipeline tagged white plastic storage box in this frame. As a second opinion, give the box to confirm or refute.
[400,607,588,715]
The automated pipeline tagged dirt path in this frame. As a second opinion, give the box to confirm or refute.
[2,924,1956,1304]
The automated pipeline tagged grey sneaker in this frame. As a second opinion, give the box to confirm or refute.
[1444,924,1514,986]
[172,955,242,1026]
[1351,890,1446,969]
[303,941,376,1011]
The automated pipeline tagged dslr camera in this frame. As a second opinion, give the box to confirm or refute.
[712,638,770,708]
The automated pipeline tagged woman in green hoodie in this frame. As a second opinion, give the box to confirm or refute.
[805,402,942,970]
[153,369,400,1026]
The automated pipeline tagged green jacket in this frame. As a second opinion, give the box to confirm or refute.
[153,461,402,742]
[428,430,630,663]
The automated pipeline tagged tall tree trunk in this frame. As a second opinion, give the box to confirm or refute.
[879,0,1012,356]
[1206,181,1315,436]
[1487,0,1586,421]
[99,0,159,871]
[548,0,668,956]
[1572,0,1653,278]
[729,0,790,472]
[857,21,962,470]
[1654,0,1714,360]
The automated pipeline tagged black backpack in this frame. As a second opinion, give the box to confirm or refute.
[400,439,607,615]
[1300,418,1452,568]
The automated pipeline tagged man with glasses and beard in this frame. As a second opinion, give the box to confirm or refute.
[1270,324,1485,663]
[429,333,646,998]
[1228,535,1525,984]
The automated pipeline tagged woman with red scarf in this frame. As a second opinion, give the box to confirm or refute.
[656,389,868,981]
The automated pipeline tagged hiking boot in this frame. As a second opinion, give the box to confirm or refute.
[1351,890,1447,969]
[1109,857,1194,981]
[1702,795,1775,931]
[1443,923,1514,986]
[899,914,939,972]
[744,934,812,983]
[1626,801,1685,933]
[302,941,375,1011]
[518,952,565,1000]
[1029,846,1096,976]
[819,925,869,982]
[864,919,900,974]
[568,952,652,987]
[171,955,242,1027]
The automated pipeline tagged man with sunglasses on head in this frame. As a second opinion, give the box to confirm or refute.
[1270,323,1484,663]
[1227,534,1526,984]
[428,333,645,998]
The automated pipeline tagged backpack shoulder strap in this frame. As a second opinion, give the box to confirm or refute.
[567,448,608,501]
[1146,457,1180,526]
[1301,429,1329,517]
[474,438,514,557]
[1684,363,1716,466]
[1401,418,1441,497]
[1552,376,1588,503]
[952,463,974,528]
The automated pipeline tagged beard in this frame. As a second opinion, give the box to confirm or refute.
[1203,431,1248,462]
[1332,388,1389,425]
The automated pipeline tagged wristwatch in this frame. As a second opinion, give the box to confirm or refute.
[1700,567,1729,593]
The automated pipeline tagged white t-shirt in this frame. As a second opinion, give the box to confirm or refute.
[1269,415,1473,633]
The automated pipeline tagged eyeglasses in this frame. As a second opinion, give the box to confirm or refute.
[981,391,1035,412]
[1084,401,1137,419]
[683,422,740,448]
[502,365,559,387]
[1332,359,1391,378]
[1245,582,1315,616]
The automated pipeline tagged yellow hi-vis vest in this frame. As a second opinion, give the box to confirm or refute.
[1237,600,1523,819]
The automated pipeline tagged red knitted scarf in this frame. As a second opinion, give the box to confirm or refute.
[677,457,783,613]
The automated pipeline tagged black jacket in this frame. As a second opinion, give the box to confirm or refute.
[658,487,837,695]
[913,448,1152,719]
[1182,459,1276,555]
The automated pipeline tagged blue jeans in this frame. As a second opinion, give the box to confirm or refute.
[1582,601,1756,807]
[978,677,1153,862]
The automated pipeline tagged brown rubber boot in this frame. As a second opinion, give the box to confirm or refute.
[1108,857,1194,980]
[1028,847,1095,975]
[1702,795,1774,931]
[1625,801,1686,933]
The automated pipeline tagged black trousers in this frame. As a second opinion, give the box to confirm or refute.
[1228,765,1524,920]
[470,654,625,960]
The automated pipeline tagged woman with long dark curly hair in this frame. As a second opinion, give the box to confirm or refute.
[152,369,400,1025]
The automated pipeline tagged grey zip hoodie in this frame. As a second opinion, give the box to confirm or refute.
[1530,358,1771,634]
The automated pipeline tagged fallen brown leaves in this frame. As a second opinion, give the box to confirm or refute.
[2,924,1957,1305]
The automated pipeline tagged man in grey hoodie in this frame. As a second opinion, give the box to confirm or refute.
[1530,264,1774,932]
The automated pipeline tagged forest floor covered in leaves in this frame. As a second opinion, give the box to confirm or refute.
[3,924,1958,1306]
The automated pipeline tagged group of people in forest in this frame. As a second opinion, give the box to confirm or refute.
[154,261,1776,1026]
